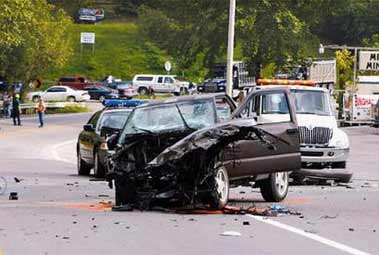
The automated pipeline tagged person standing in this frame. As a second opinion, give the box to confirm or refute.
[11,94,21,126]
[37,98,46,128]
[2,92,10,118]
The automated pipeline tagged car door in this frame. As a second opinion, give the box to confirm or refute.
[44,87,61,101]
[226,89,300,178]
[84,86,97,99]
[155,76,164,92]
[57,87,68,100]
[79,111,102,162]
[163,77,175,93]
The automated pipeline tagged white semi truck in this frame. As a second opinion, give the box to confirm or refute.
[257,80,351,183]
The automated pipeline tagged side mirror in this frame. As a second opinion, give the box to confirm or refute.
[100,126,119,138]
[107,133,119,150]
[83,124,94,132]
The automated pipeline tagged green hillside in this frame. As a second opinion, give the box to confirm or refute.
[44,21,170,84]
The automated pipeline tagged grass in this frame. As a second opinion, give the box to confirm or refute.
[43,21,170,89]
[24,105,90,115]
[46,105,90,114]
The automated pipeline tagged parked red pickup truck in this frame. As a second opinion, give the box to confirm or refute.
[58,76,102,90]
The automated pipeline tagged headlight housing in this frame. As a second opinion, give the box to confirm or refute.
[329,129,349,149]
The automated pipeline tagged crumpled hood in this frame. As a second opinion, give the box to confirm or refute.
[296,114,337,129]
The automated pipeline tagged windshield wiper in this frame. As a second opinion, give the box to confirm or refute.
[175,105,196,131]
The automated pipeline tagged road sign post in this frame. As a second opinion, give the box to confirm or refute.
[165,61,172,74]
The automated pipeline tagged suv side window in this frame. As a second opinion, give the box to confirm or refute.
[164,77,174,84]
[137,76,153,81]
[215,96,235,122]
[157,77,163,83]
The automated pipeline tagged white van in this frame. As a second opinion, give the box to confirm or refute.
[132,74,189,95]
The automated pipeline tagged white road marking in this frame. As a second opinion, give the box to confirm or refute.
[51,139,77,164]
[246,215,371,255]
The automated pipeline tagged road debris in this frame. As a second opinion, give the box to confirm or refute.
[349,228,355,232]
[9,192,18,200]
[304,229,317,234]
[320,214,338,219]
[14,177,22,183]
[220,231,241,237]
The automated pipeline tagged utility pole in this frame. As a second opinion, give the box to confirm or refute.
[226,0,236,97]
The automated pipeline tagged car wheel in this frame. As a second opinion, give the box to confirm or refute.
[32,96,40,103]
[138,87,148,96]
[99,95,106,103]
[93,151,106,178]
[260,172,289,202]
[331,161,346,168]
[204,163,229,209]
[77,150,91,176]
[67,96,76,102]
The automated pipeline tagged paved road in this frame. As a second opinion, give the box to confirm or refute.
[0,114,378,255]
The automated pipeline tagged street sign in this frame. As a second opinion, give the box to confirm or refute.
[165,61,172,72]
[359,51,379,71]
[80,32,95,44]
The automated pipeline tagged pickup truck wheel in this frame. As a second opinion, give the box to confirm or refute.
[67,96,76,102]
[32,96,40,103]
[93,152,106,178]
[260,172,289,202]
[77,150,91,176]
[138,87,148,95]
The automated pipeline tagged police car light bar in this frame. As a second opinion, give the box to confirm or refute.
[103,99,149,108]
[257,79,316,86]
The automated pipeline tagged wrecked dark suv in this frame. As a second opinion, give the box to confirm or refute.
[107,90,301,210]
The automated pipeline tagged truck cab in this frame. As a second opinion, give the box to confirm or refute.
[256,81,351,183]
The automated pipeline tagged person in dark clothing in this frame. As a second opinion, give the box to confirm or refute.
[2,92,10,118]
[11,94,21,126]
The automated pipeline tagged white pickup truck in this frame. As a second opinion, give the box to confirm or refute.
[257,84,351,183]
[132,74,190,95]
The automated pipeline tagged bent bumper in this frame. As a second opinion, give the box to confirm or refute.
[291,168,353,183]
[301,147,349,163]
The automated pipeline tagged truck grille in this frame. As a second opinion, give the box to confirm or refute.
[298,126,333,146]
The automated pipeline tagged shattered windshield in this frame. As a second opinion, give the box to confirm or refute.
[119,99,216,140]
[291,89,332,116]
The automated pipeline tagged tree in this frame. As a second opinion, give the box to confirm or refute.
[336,50,354,90]
[0,0,72,89]
[137,0,320,78]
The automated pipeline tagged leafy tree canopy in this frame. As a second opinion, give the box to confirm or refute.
[0,0,72,84]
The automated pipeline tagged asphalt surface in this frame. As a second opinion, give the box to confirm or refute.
[0,112,378,255]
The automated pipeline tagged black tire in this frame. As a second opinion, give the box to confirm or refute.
[331,161,346,169]
[260,172,289,202]
[67,96,76,102]
[204,163,229,209]
[115,179,130,206]
[77,150,91,176]
[32,96,40,103]
[93,151,106,178]
[138,87,148,96]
